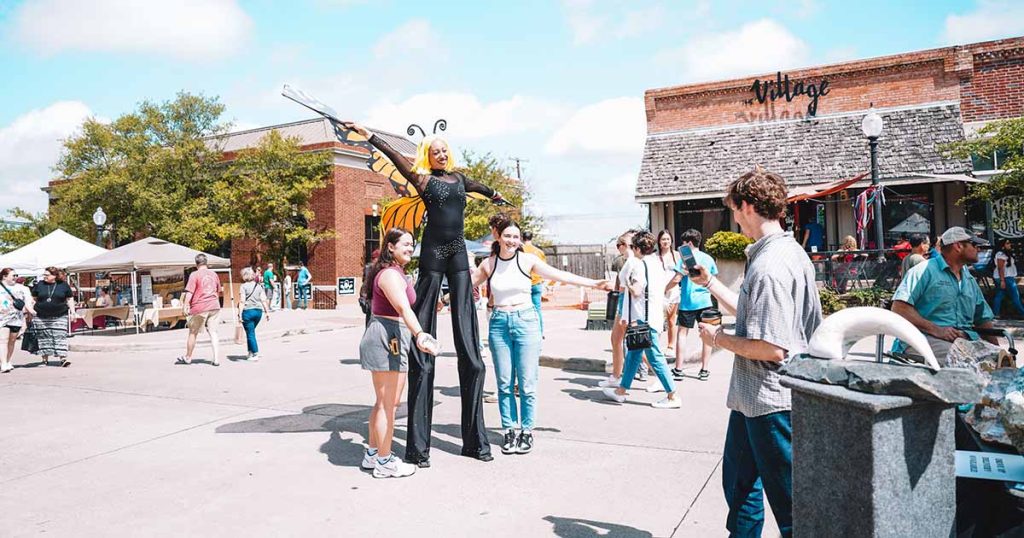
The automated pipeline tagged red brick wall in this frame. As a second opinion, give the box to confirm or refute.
[644,37,1024,134]
[961,47,1024,122]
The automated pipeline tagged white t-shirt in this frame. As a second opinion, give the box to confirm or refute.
[996,251,1017,278]
[619,255,666,332]
[0,283,30,327]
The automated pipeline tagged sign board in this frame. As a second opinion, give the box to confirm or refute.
[140,275,154,304]
[746,71,831,117]
[993,196,1024,238]
[955,450,1024,482]
[96,279,110,288]
[337,277,356,296]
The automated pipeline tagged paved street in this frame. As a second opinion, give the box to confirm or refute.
[0,307,796,537]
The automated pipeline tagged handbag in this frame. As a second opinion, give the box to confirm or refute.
[21,328,38,353]
[624,260,653,350]
[1,282,25,311]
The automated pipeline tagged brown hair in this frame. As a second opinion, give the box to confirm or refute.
[360,228,412,304]
[723,165,789,220]
[44,266,63,281]
[0,268,12,280]
[632,230,657,256]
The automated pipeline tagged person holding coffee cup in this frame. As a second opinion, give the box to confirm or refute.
[664,229,719,381]
[690,166,822,537]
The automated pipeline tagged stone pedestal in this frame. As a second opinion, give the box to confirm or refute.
[781,377,956,538]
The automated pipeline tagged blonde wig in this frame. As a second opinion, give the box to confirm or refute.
[411,135,457,175]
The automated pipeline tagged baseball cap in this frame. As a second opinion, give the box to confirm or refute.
[940,226,989,247]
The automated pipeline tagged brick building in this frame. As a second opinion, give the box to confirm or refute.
[637,36,1024,250]
[218,119,415,290]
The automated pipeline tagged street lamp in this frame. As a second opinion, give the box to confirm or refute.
[861,106,885,260]
[92,207,107,247]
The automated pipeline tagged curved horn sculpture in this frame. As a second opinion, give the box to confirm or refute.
[807,307,940,371]
[406,124,426,137]
[433,119,447,134]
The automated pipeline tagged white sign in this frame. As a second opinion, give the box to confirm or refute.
[337,277,356,296]
[993,196,1024,238]
[955,450,1024,482]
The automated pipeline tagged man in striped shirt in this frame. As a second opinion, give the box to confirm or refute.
[692,165,822,538]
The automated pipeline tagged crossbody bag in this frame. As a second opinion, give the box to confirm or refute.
[0,282,25,311]
[624,260,653,350]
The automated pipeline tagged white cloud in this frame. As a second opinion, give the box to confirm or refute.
[561,0,666,45]
[364,92,567,140]
[0,102,93,213]
[545,97,646,157]
[373,19,448,61]
[655,19,810,83]
[943,1,1024,44]
[9,0,253,60]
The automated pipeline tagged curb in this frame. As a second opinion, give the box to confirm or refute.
[70,324,355,353]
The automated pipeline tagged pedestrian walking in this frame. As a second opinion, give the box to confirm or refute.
[601,230,681,408]
[656,230,681,352]
[236,267,271,361]
[665,229,718,381]
[473,220,609,454]
[359,228,436,478]
[29,266,75,367]
[599,229,636,389]
[177,254,223,366]
[0,268,34,372]
[297,261,312,309]
[693,165,822,538]
[992,239,1024,317]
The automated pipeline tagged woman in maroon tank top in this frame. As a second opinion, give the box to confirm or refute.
[357,228,437,479]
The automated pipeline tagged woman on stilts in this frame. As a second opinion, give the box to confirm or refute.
[344,121,507,467]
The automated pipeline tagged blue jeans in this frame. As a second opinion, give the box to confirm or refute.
[241,309,263,354]
[488,308,541,430]
[993,277,1024,316]
[723,410,793,538]
[531,283,544,335]
[297,284,311,309]
[620,326,675,393]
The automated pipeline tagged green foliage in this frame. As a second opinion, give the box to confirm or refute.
[941,117,1024,205]
[704,231,753,261]
[819,287,845,315]
[841,287,893,308]
[0,208,57,253]
[216,130,333,265]
[458,151,543,241]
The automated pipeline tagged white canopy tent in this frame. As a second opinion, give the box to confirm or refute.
[0,229,107,276]
[67,237,233,333]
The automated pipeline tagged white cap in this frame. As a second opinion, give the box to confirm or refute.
[939,226,989,247]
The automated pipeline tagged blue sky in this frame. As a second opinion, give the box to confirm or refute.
[2,0,1022,243]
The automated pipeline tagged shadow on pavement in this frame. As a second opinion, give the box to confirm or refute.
[338,358,360,365]
[543,516,653,537]
[561,388,652,407]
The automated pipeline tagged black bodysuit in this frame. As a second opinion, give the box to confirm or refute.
[367,133,498,463]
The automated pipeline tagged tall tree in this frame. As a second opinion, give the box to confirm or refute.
[943,117,1024,204]
[214,130,333,266]
[458,151,543,241]
[0,208,57,253]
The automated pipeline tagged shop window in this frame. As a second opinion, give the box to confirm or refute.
[972,149,1009,172]
[364,215,381,264]
[880,184,933,248]
[673,199,728,248]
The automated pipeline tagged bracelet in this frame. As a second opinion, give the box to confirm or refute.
[703,276,716,289]
[712,330,721,349]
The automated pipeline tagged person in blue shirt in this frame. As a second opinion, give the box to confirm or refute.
[665,229,719,381]
[296,261,312,309]
[800,219,825,253]
[892,227,997,364]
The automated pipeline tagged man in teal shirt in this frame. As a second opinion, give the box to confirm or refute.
[296,261,312,309]
[892,227,996,364]
[666,229,719,381]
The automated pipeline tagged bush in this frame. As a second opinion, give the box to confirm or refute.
[842,287,893,308]
[704,231,753,261]
[819,288,845,315]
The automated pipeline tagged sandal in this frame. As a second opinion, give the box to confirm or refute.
[60,359,71,368]
[174,357,192,365]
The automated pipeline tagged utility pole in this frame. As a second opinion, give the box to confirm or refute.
[510,157,528,181]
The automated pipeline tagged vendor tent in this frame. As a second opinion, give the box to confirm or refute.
[67,237,230,272]
[0,229,107,276]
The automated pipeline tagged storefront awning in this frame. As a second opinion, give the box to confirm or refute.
[787,172,869,202]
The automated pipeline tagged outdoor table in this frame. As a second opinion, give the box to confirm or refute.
[75,305,132,328]
[139,306,187,331]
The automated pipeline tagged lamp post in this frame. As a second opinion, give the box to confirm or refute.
[92,207,107,247]
[861,106,885,260]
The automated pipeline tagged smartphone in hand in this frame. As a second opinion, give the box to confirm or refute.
[681,246,700,277]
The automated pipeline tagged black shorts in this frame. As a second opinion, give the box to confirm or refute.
[677,308,710,329]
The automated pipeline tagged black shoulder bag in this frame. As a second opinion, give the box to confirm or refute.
[624,260,653,350]
[1,282,25,311]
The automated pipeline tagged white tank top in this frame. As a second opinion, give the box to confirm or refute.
[488,252,533,308]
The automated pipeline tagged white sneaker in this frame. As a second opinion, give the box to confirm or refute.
[249,354,260,362]
[373,455,417,478]
[361,450,376,470]
[646,382,665,393]
[652,397,681,409]
[598,376,621,388]
[0,363,12,373]
[602,387,626,403]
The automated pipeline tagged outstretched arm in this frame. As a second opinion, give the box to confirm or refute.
[463,175,507,205]
[530,256,610,290]
[343,122,426,193]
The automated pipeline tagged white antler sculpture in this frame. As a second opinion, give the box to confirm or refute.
[807,307,940,371]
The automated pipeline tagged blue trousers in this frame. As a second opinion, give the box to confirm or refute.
[531,283,544,335]
[723,410,793,538]
[241,309,263,354]
[993,277,1024,316]
[619,327,675,393]
[488,308,542,430]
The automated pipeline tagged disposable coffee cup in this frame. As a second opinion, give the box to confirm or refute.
[419,333,441,356]
[700,308,722,326]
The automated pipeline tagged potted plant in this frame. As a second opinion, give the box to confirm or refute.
[704,231,753,292]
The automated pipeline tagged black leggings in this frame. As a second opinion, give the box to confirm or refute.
[405,267,490,462]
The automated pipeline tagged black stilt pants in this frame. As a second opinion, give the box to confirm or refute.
[405,268,491,462]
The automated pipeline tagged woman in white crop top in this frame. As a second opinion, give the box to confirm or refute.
[472,220,611,455]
